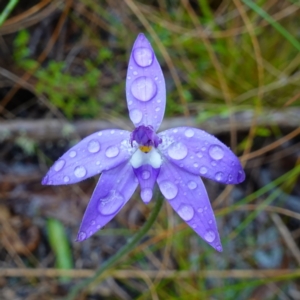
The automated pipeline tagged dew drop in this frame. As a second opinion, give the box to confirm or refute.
[97,132,102,136]
[215,172,224,181]
[209,145,224,160]
[238,169,245,182]
[110,130,115,134]
[159,181,178,200]
[74,166,87,178]
[105,146,119,158]
[54,159,65,171]
[167,142,188,160]
[228,174,233,182]
[131,77,157,102]
[98,191,125,215]
[155,107,160,112]
[192,224,197,229]
[157,99,161,103]
[177,204,194,221]
[78,232,86,241]
[209,219,213,224]
[173,129,178,133]
[211,161,217,167]
[198,208,203,213]
[133,71,138,75]
[129,109,143,123]
[63,176,70,183]
[69,150,77,158]
[184,128,194,138]
[196,152,203,158]
[193,163,199,168]
[88,140,100,153]
[96,161,101,166]
[188,181,197,190]
[204,230,216,243]
[201,147,207,151]
[141,188,153,203]
[200,167,208,175]
[128,100,133,105]
[142,170,150,180]
[133,47,153,67]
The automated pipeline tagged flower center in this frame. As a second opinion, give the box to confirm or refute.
[130,125,162,153]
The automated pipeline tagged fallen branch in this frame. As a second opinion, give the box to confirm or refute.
[0,108,299,142]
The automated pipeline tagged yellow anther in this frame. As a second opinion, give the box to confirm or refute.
[139,146,152,153]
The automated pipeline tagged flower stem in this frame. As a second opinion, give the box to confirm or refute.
[65,195,164,300]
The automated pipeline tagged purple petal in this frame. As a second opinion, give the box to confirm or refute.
[157,160,222,252]
[42,129,135,185]
[126,33,166,131]
[133,164,160,204]
[158,127,245,184]
[77,161,138,241]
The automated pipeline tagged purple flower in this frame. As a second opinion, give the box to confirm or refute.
[42,33,245,252]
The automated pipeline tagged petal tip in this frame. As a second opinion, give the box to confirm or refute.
[237,169,246,183]
[41,175,49,185]
[215,244,223,252]
[76,231,87,242]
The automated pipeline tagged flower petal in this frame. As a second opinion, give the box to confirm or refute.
[133,164,160,204]
[126,33,166,131]
[42,129,135,185]
[77,161,138,241]
[158,127,245,184]
[157,160,222,252]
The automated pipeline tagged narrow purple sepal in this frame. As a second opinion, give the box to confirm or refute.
[133,164,160,204]
[126,33,166,131]
[157,160,223,252]
[76,161,138,241]
[158,127,245,184]
[42,129,134,185]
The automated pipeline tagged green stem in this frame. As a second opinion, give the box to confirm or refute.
[65,195,164,300]
[0,0,18,27]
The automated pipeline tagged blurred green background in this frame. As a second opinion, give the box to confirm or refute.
[0,0,300,299]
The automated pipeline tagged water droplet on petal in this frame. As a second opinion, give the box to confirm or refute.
[69,150,77,158]
[98,132,102,136]
[201,147,207,151]
[209,219,212,224]
[78,232,86,241]
[211,161,216,167]
[155,107,160,112]
[238,169,245,182]
[200,167,208,175]
[228,174,233,182]
[196,152,203,158]
[129,109,143,123]
[193,163,198,168]
[188,181,197,190]
[74,166,87,178]
[177,204,194,221]
[141,188,153,203]
[110,130,115,134]
[142,170,150,180]
[215,172,223,181]
[204,230,216,243]
[184,128,194,137]
[105,146,119,158]
[133,47,153,67]
[198,208,203,213]
[88,140,100,153]
[192,224,197,229]
[131,76,157,102]
[159,181,178,200]
[54,159,65,171]
[168,142,188,160]
[98,191,125,215]
[209,145,224,160]
[63,176,70,183]
[133,71,138,75]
